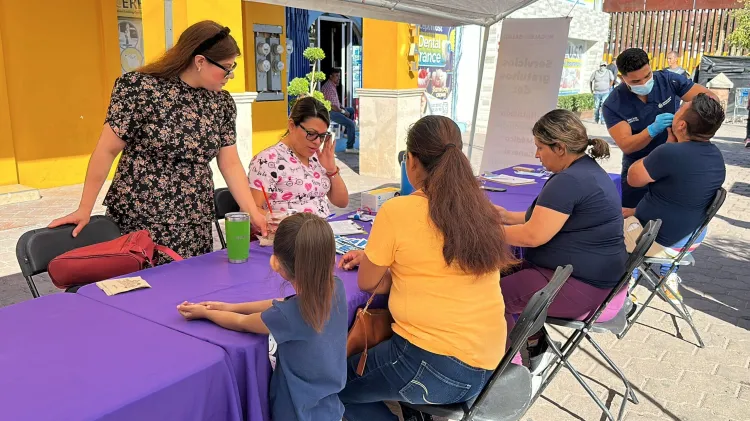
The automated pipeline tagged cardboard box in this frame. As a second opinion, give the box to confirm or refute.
[361,187,400,212]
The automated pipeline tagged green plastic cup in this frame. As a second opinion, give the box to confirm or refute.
[225,212,250,264]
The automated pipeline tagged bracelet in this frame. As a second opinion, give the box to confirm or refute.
[326,166,340,178]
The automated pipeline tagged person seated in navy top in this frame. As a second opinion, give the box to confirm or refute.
[177,212,348,421]
[495,110,627,370]
[602,48,715,213]
[627,93,726,303]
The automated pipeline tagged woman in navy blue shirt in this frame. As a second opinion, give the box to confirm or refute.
[496,110,627,369]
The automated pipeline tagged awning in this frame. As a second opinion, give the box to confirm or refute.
[250,0,539,26]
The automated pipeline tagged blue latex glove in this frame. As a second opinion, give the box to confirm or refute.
[647,113,674,138]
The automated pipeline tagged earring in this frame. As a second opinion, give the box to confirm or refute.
[198,66,202,72]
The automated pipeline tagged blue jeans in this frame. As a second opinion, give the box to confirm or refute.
[339,334,492,421]
[635,228,708,277]
[594,92,609,123]
[331,107,356,148]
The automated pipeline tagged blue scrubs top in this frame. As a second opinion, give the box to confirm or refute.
[602,70,694,208]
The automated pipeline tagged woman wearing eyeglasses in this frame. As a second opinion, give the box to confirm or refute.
[248,97,349,217]
[49,21,265,265]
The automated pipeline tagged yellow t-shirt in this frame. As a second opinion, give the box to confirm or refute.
[364,195,506,370]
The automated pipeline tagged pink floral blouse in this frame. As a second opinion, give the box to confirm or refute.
[248,142,332,217]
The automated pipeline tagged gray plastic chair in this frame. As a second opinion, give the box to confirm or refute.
[213,188,240,249]
[622,188,727,348]
[402,265,574,421]
[15,216,121,297]
[535,220,661,421]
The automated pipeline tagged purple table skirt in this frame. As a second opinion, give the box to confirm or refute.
[78,243,373,421]
[0,294,242,421]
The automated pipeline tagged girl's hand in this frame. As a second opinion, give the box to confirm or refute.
[197,301,232,312]
[319,136,336,173]
[177,301,209,320]
[338,250,365,270]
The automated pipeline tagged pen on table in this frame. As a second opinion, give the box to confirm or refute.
[326,213,336,219]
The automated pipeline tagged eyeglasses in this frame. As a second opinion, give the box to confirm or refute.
[299,124,332,142]
[204,57,237,78]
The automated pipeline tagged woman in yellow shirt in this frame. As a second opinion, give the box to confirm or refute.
[338,115,515,421]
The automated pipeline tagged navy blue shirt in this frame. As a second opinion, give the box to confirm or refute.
[635,141,726,246]
[524,156,627,289]
[603,70,694,161]
[261,277,348,421]
[602,70,694,208]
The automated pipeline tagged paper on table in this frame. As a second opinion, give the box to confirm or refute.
[329,220,367,236]
[481,174,537,186]
[96,277,151,296]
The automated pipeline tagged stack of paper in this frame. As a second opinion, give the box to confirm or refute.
[480,174,537,186]
[329,220,367,236]
[96,276,151,296]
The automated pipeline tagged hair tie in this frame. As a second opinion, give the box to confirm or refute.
[443,143,457,152]
[587,138,594,146]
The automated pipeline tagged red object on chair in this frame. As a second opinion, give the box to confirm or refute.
[47,230,182,289]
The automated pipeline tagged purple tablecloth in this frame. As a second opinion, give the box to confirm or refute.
[78,244,371,421]
[0,294,242,421]
[483,164,622,211]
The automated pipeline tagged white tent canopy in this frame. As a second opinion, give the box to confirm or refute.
[251,0,537,28]
[240,0,543,159]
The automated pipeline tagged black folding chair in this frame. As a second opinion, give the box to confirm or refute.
[15,215,121,298]
[403,265,574,421]
[213,188,240,249]
[535,220,661,421]
[622,188,727,348]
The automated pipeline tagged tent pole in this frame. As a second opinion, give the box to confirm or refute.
[467,25,490,163]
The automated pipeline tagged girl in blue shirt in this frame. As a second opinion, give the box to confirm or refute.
[178,213,348,421]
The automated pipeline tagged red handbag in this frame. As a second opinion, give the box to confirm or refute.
[47,230,182,289]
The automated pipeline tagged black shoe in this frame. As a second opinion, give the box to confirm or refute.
[400,404,433,421]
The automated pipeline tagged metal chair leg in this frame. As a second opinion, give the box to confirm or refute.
[25,276,40,298]
[587,335,639,409]
[215,220,227,249]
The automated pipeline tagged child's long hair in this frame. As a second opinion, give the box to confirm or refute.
[273,213,336,332]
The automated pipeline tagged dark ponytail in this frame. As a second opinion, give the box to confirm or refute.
[407,116,515,275]
[273,213,336,332]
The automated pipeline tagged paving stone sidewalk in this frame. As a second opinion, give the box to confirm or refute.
[1,122,748,420]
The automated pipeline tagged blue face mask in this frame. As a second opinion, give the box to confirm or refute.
[628,77,654,96]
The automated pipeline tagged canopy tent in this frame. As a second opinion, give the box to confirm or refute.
[236,0,542,159]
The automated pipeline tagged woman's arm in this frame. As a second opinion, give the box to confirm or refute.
[338,250,392,294]
[326,173,349,208]
[218,145,267,236]
[503,205,570,248]
[250,189,270,215]
[48,124,125,236]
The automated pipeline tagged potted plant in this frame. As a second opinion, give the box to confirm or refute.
[287,47,331,110]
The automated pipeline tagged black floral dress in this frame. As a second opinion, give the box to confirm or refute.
[104,72,237,265]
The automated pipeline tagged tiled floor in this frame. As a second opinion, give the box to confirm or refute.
[1,121,749,420]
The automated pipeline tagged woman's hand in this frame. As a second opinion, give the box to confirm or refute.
[48,208,92,237]
[319,136,336,173]
[338,250,365,270]
[249,209,268,237]
[494,205,509,224]
[197,301,233,312]
[177,302,209,320]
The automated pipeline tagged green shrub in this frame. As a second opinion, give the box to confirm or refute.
[557,93,595,112]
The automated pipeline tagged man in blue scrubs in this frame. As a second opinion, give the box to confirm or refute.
[602,48,715,214]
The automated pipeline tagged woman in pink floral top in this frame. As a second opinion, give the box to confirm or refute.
[248,97,349,217]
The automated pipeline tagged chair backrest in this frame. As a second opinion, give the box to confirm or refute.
[15,215,121,277]
[467,265,573,418]
[214,188,240,220]
[582,218,662,327]
[668,187,727,265]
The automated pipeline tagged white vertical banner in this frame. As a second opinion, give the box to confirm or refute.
[480,18,571,173]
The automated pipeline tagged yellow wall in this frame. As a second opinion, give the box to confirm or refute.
[242,2,288,155]
[142,0,166,64]
[363,19,416,90]
[0,0,120,188]
[0,26,18,185]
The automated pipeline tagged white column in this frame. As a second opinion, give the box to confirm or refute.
[211,92,258,189]
[357,88,423,179]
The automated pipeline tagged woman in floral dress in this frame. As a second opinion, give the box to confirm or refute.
[50,21,265,264]
[248,97,349,217]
